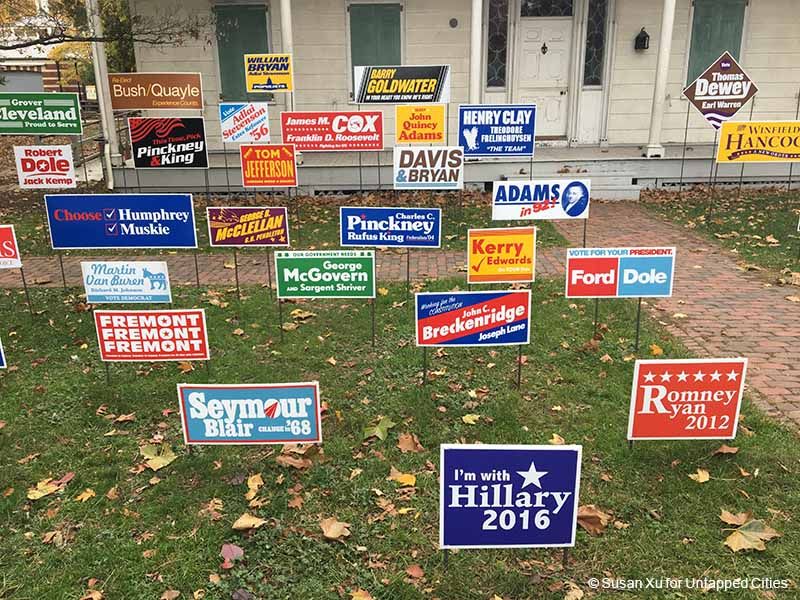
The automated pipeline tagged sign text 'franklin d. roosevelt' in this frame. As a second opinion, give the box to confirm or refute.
[280,111,383,151]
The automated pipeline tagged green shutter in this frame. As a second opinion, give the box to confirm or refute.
[687,0,747,83]
[349,4,402,70]
[215,5,270,101]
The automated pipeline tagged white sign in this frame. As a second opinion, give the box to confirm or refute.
[219,102,271,144]
[81,261,172,303]
[492,180,591,221]
[14,145,76,189]
[393,146,464,190]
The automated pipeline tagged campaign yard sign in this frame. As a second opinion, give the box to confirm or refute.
[628,358,748,440]
[280,111,384,151]
[716,121,800,163]
[45,194,197,250]
[94,309,209,362]
[565,247,675,298]
[353,66,451,103]
[178,382,322,445]
[240,144,298,187]
[108,73,203,110]
[440,445,582,549]
[219,102,271,143]
[0,334,5,369]
[492,180,590,220]
[683,52,757,130]
[395,105,446,144]
[14,145,76,189]
[275,250,376,299]
[0,225,22,269]
[459,104,536,157]
[394,146,463,190]
[468,227,536,284]
[129,117,208,168]
[0,92,82,135]
[81,261,172,303]
[340,207,441,248]
[207,207,289,247]
[244,54,293,92]
[416,291,530,347]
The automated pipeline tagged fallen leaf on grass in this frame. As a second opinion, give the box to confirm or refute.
[350,590,374,600]
[549,433,565,445]
[405,564,424,579]
[377,288,389,296]
[720,509,752,526]
[276,454,312,470]
[232,512,266,531]
[387,466,416,487]
[724,519,781,552]
[577,505,612,536]
[397,433,424,453]
[363,416,396,441]
[290,309,317,321]
[178,361,194,374]
[74,488,96,502]
[80,591,104,600]
[161,591,180,600]
[461,414,480,425]
[287,494,304,510]
[220,543,243,569]
[564,582,585,600]
[326,356,337,366]
[649,344,664,356]
[244,474,264,501]
[27,472,74,500]
[688,468,710,483]
[140,444,177,472]
[320,516,350,540]
[714,444,739,455]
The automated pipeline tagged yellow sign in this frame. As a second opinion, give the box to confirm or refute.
[468,227,536,284]
[717,121,800,163]
[395,104,446,144]
[244,53,293,93]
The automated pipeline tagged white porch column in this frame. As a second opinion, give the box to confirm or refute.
[469,0,483,103]
[280,0,294,110]
[644,0,677,158]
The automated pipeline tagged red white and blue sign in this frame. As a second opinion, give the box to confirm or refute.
[458,104,536,157]
[440,444,582,549]
[340,207,441,248]
[45,194,197,250]
[0,334,6,369]
[416,291,530,347]
[177,382,322,445]
[565,247,676,298]
[493,179,591,220]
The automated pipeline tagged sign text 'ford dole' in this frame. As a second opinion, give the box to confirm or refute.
[45,194,197,249]
[716,121,800,163]
[0,92,82,135]
[14,145,76,189]
[240,144,297,187]
[395,105,445,144]
[108,73,203,110]
[394,146,463,190]
[565,247,675,298]
[628,358,747,440]
[353,65,450,103]
[340,207,441,248]
[178,382,322,444]
[94,309,209,362]
[468,227,536,284]
[493,180,590,220]
[416,291,530,346]
[459,104,536,157]
[219,102,271,143]
[0,225,22,269]
[207,207,289,247]
[129,117,208,168]
[280,111,383,151]
[275,250,376,299]
[81,261,172,303]
[683,52,757,130]
[440,445,582,549]
[245,53,293,92]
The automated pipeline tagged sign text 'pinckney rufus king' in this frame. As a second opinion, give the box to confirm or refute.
[108,73,203,110]
[129,117,208,168]
[207,207,289,247]
[683,51,757,130]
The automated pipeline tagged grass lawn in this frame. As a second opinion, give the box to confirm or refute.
[644,189,800,274]
[0,277,798,600]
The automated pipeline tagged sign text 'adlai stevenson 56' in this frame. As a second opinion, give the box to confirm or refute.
[565,247,675,298]
[0,225,22,269]
[280,111,383,151]
[275,250,376,299]
[178,382,322,445]
[628,358,748,440]
[468,227,536,284]
[394,146,463,190]
[339,207,441,248]
[240,144,297,187]
[14,145,76,189]
[683,51,757,130]
[0,92,82,135]
[207,207,289,247]
[219,102,271,143]
[108,72,203,110]
[493,180,590,220]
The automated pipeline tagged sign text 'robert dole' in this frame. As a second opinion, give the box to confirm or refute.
[683,51,757,129]
[280,111,383,151]
[0,92,82,135]
[416,291,530,346]
[628,358,747,440]
[207,207,289,247]
[94,309,210,362]
[566,247,675,298]
[219,102,271,143]
[178,382,322,444]
[716,121,800,163]
[340,207,441,248]
[440,445,582,549]
[45,194,197,249]
[459,104,536,157]
[353,65,450,103]
[493,180,590,220]
[14,145,76,189]
[0,225,22,269]
[129,117,208,168]
[245,54,293,92]
[81,261,172,303]
[394,147,463,190]
[468,227,536,284]
[276,250,376,299]
[240,144,297,187]
[108,73,203,110]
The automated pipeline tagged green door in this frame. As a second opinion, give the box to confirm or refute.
[350,4,402,75]
[687,0,747,83]
[215,5,270,101]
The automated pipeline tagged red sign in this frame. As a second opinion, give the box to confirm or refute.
[280,111,384,151]
[240,144,297,187]
[628,358,748,440]
[94,309,210,362]
[0,225,22,269]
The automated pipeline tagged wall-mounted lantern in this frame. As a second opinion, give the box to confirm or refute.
[635,27,650,51]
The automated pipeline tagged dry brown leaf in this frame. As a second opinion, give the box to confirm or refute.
[320,516,351,540]
[549,433,565,445]
[232,512,266,531]
[461,414,480,425]
[649,343,664,356]
[74,488,96,502]
[405,564,424,579]
[577,504,612,536]
[387,466,416,487]
[350,590,374,600]
[720,509,752,526]
[244,473,264,501]
[688,468,710,483]
[288,495,304,510]
[397,433,424,453]
[714,444,739,456]
[724,519,781,552]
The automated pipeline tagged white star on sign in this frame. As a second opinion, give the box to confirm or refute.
[677,371,689,382]
[710,370,721,382]
[660,372,672,382]
[643,372,656,383]
[727,370,739,381]
[517,461,548,490]
[694,371,705,382]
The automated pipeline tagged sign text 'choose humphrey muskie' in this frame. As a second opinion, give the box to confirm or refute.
[276,250,376,299]
[340,207,441,248]
[493,180,590,220]
[440,445,582,549]
[46,194,197,249]
[459,104,536,157]
[81,261,172,303]
[178,382,322,444]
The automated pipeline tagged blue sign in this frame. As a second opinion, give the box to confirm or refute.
[458,104,536,157]
[178,382,322,445]
[340,207,441,248]
[440,444,582,549]
[45,194,197,249]
[0,335,6,369]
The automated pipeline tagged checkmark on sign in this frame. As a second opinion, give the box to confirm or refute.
[103,208,116,220]
[472,257,486,272]
[105,223,118,236]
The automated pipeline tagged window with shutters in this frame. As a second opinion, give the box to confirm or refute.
[214,4,270,102]
[687,0,747,84]
[348,3,402,86]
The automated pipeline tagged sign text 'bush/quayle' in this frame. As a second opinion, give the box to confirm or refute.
[0,92,82,135]
[340,207,441,248]
[81,261,172,303]
[416,291,530,346]
[440,445,582,549]
[275,250,376,299]
[458,104,536,157]
[493,180,591,220]
[177,382,322,444]
[45,194,197,249]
